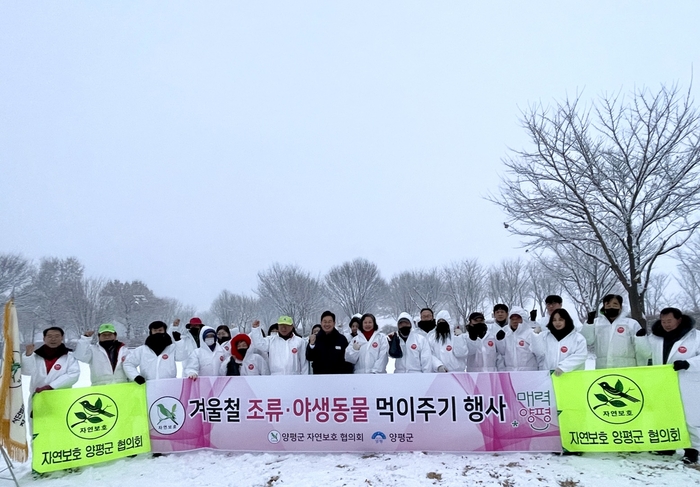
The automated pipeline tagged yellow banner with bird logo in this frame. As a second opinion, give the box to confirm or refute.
[32,382,151,472]
[553,365,690,452]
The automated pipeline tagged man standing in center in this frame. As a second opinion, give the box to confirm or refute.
[306,311,353,374]
[250,316,309,375]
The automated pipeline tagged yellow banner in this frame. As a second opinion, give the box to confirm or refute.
[32,382,151,472]
[553,365,690,452]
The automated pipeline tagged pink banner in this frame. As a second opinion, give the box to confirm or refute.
[146,372,560,453]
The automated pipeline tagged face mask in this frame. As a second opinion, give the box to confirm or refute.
[238,347,248,358]
[436,321,450,334]
[398,326,411,339]
[99,339,117,349]
[218,336,230,344]
[204,337,216,346]
[604,307,620,318]
[417,320,436,333]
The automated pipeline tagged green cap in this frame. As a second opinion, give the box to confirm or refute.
[277,316,293,326]
[98,323,116,335]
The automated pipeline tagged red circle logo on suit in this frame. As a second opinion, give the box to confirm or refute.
[446,345,453,351]
[488,341,494,347]
[411,344,417,350]
[292,348,298,354]
[519,340,525,347]
[54,364,61,370]
[162,354,168,360]
[617,327,625,334]
[220,356,225,361]
[372,342,378,348]
[679,346,688,354]
[248,364,255,370]
[561,346,568,353]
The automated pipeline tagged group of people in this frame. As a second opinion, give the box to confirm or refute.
[21,293,700,463]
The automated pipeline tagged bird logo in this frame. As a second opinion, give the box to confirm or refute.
[586,374,644,425]
[156,403,179,426]
[66,393,119,440]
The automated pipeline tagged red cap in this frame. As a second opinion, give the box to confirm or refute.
[188,317,203,326]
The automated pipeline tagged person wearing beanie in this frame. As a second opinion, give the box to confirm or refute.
[427,310,468,373]
[495,307,540,371]
[388,312,435,373]
[183,326,227,379]
[635,307,700,464]
[580,294,643,369]
[531,308,587,375]
[123,320,187,384]
[461,311,497,372]
[221,334,270,376]
[23,326,80,395]
[306,311,353,375]
[73,323,129,385]
[345,313,389,374]
[250,316,308,375]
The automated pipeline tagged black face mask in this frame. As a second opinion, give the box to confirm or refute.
[218,336,231,345]
[435,321,451,344]
[145,332,173,356]
[238,347,248,358]
[604,307,621,319]
[398,326,411,340]
[99,340,117,350]
[417,319,436,333]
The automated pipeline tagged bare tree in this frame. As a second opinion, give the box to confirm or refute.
[101,279,163,344]
[491,84,700,325]
[210,290,258,333]
[0,253,34,298]
[526,258,563,315]
[543,242,621,321]
[677,235,700,313]
[644,273,670,318]
[324,258,387,320]
[256,263,326,336]
[488,258,531,309]
[63,277,110,336]
[387,269,444,319]
[441,259,488,326]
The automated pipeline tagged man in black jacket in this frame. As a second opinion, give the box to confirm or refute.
[306,310,353,374]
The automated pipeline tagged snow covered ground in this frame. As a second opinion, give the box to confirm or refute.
[9,358,700,486]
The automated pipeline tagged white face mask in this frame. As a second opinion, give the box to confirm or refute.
[204,337,216,346]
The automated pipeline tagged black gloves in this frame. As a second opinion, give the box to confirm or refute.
[635,328,647,337]
[586,311,597,324]
[530,309,537,321]
[496,330,506,341]
[134,375,146,385]
[172,331,181,341]
[674,360,690,371]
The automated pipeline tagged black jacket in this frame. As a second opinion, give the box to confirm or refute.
[306,328,353,374]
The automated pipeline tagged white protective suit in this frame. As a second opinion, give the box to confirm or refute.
[345,330,389,374]
[580,309,642,369]
[123,338,187,381]
[393,312,435,374]
[465,326,499,372]
[22,349,80,394]
[183,326,227,377]
[428,310,468,373]
[73,335,129,385]
[495,307,540,371]
[250,326,309,375]
[531,327,588,373]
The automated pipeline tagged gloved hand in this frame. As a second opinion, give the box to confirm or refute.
[353,341,362,351]
[134,375,146,385]
[674,360,690,371]
[437,365,447,373]
[172,331,181,341]
[188,373,198,380]
[453,327,462,336]
[35,385,53,393]
[533,326,542,334]
[530,309,537,321]
[586,311,597,324]
[496,330,506,341]
[636,328,647,337]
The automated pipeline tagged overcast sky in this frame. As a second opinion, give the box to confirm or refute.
[1,2,699,311]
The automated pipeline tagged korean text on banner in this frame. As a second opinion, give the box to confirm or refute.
[32,382,151,473]
[146,371,561,453]
[553,365,690,452]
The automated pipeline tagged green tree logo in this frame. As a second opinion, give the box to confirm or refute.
[66,393,118,440]
[586,374,644,424]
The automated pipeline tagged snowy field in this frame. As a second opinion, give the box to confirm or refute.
[9,363,700,486]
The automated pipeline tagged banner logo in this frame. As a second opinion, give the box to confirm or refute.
[66,393,118,440]
[586,374,644,424]
[149,396,185,435]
